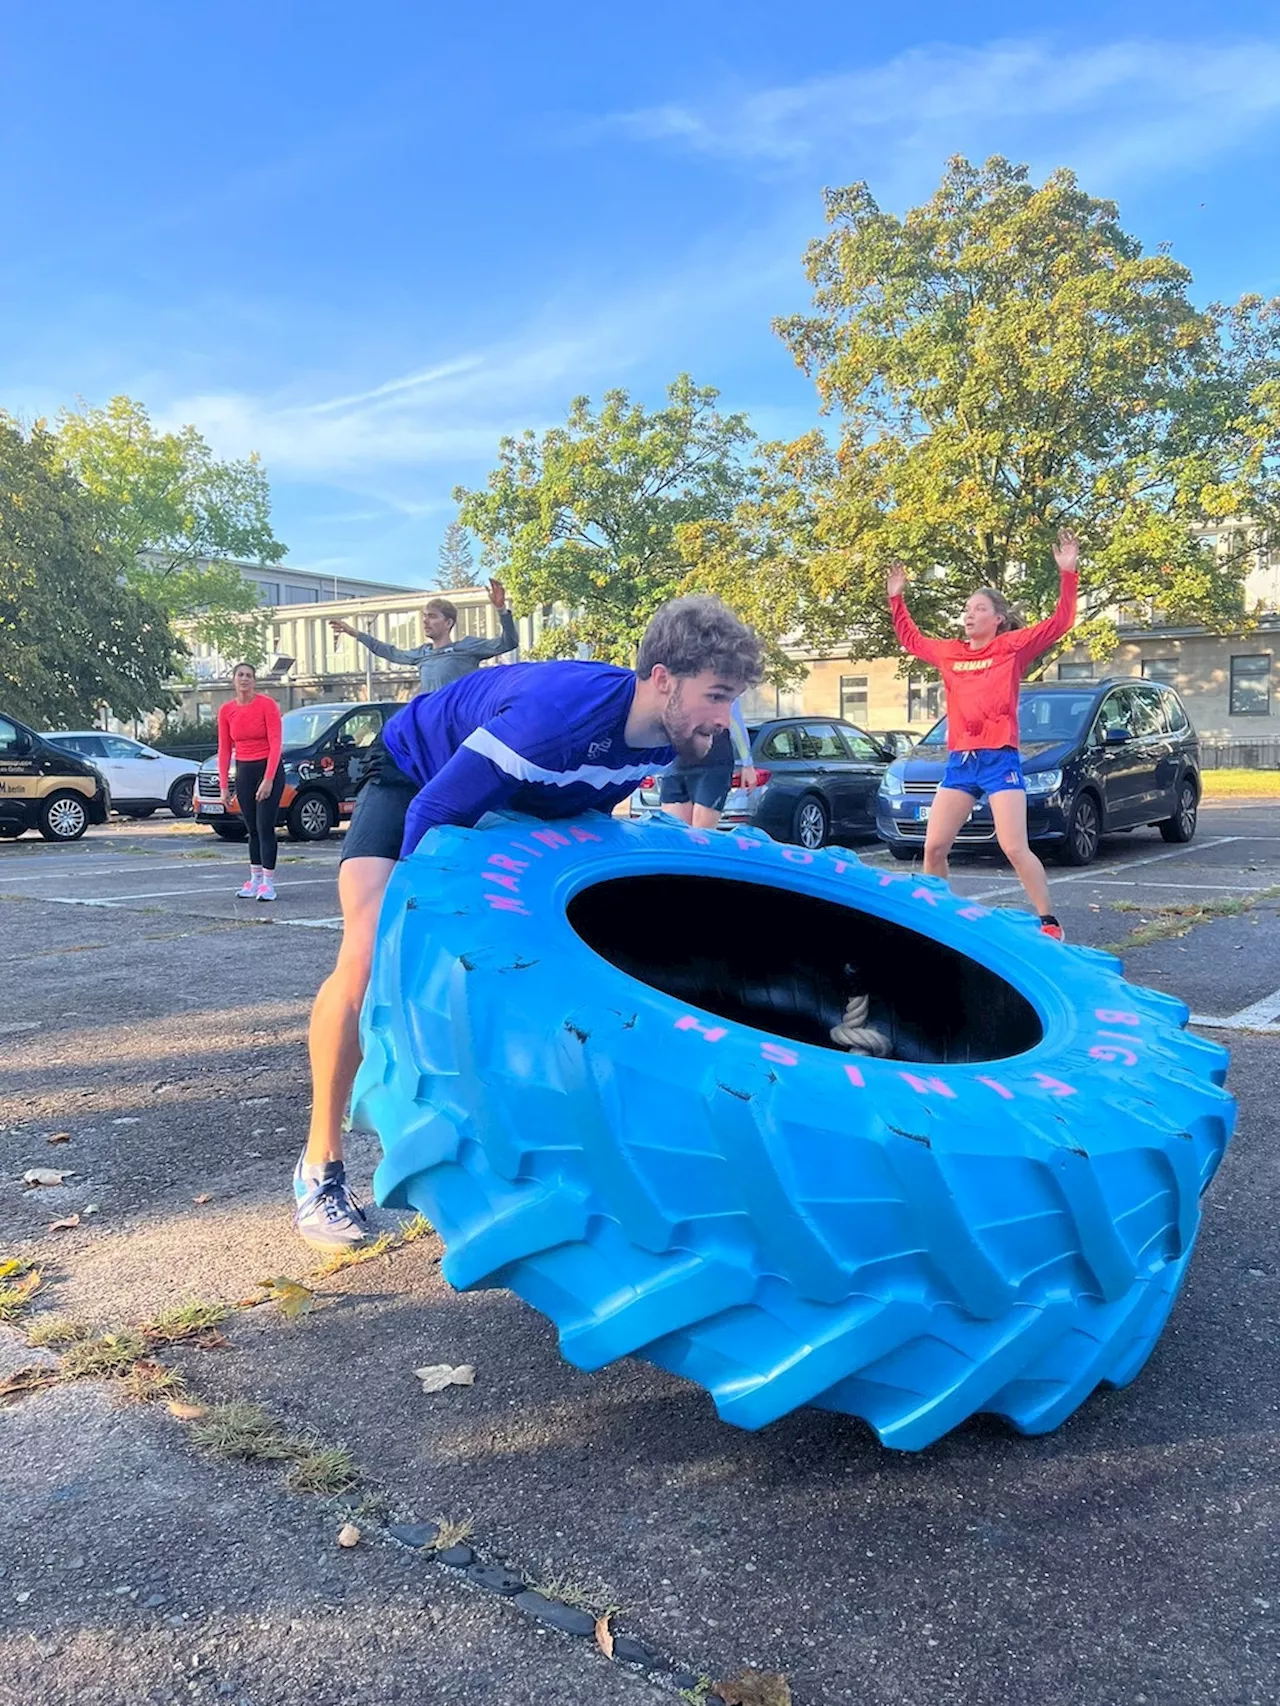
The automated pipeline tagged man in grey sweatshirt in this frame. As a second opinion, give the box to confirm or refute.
[329,580,518,693]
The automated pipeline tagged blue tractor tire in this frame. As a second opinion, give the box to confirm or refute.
[353,811,1235,1449]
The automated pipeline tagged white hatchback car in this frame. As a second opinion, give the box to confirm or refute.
[47,732,198,820]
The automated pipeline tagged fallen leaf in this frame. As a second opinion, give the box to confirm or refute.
[47,1215,80,1232]
[716,1671,793,1706]
[83,1204,100,1216]
[45,1133,72,1145]
[336,1523,361,1548]
[594,1613,614,1659]
[166,1399,208,1421]
[414,1363,475,1393]
[257,1275,314,1320]
[192,1194,213,1205]
[23,1169,77,1188]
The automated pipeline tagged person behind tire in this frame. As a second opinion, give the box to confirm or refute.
[886,530,1079,940]
[217,664,284,903]
[293,595,763,1249]
[659,699,756,830]
[328,581,518,693]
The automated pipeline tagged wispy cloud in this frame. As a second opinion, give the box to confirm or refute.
[610,36,1280,178]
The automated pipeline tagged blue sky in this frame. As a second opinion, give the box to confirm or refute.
[3,2,1280,590]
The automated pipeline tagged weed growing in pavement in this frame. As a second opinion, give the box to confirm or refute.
[25,1317,89,1347]
[150,1300,230,1335]
[188,1400,305,1463]
[529,1564,621,1616]
[284,1446,360,1495]
[1104,887,1280,951]
[429,1515,475,1551]
[0,1260,41,1323]
[310,1212,434,1278]
[121,1360,189,1404]
[677,1681,715,1706]
[58,1329,149,1379]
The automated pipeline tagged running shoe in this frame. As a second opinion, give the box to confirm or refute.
[293,1156,370,1248]
[257,876,276,903]
[1040,921,1066,941]
[236,877,259,899]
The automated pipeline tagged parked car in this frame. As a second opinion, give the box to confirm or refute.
[875,678,1200,866]
[194,700,400,842]
[0,712,111,841]
[632,717,894,849]
[47,731,198,819]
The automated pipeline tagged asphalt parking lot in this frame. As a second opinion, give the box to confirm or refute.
[1,803,1276,1706]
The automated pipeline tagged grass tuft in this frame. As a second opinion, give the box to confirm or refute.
[58,1329,149,1379]
[122,1360,188,1404]
[0,1263,41,1323]
[188,1400,304,1463]
[310,1213,434,1278]
[25,1317,89,1348]
[284,1447,360,1494]
[149,1300,230,1336]
[528,1565,620,1617]
[1105,889,1278,951]
[429,1515,475,1551]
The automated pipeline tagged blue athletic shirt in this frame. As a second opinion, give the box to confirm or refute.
[382,660,675,856]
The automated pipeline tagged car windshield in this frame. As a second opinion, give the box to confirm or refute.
[915,689,1096,750]
[280,706,346,747]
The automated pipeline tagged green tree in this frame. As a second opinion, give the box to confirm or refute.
[456,375,755,663]
[54,395,285,665]
[0,418,180,727]
[434,519,479,589]
[684,157,1280,673]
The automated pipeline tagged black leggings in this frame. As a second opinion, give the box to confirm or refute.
[234,759,285,870]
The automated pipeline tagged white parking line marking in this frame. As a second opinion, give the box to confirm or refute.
[275,916,343,930]
[25,878,337,906]
[1191,986,1280,1033]
[963,837,1241,902]
[1087,879,1272,893]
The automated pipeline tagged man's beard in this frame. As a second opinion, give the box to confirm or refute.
[663,682,717,761]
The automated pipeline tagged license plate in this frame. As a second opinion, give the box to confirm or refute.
[916,804,931,821]
[198,800,224,814]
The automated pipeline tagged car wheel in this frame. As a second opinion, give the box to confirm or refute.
[288,790,336,842]
[119,806,157,819]
[211,822,248,842]
[887,844,918,862]
[167,777,195,818]
[791,795,829,850]
[39,791,90,842]
[1159,778,1198,845]
[1059,792,1101,866]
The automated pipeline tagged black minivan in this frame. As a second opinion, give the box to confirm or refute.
[876,678,1201,866]
[194,700,401,842]
[0,711,111,841]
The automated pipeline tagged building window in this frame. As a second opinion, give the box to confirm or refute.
[1142,657,1178,684]
[253,580,281,605]
[839,674,868,726]
[1057,661,1094,681]
[907,676,941,724]
[284,585,319,604]
[1229,654,1272,717]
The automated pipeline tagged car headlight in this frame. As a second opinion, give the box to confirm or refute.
[878,767,906,799]
[1025,769,1063,796]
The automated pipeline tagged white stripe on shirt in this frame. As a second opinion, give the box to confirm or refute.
[462,726,657,789]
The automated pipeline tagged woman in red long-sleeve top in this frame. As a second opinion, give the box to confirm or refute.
[886,529,1080,939]
[217,663,285,902]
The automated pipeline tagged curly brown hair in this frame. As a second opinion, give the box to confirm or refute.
[636,595,763,685]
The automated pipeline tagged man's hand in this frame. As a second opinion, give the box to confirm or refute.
[255,777,274,803]
[488,578,506,609]
[886,565,908,600]
[1053,529,1079,574]
[329,619,357,638]
[740,765,758,792]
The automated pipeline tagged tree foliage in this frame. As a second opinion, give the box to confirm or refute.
[456,375,756,663]
[434,520,479,589]
[54,395,284,665]
[0,418,180,726]
[681,156,1280,672]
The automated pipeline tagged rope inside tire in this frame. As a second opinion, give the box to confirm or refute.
[829,992,891,1056]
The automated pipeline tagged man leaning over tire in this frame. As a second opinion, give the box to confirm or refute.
[293,595,764,1248]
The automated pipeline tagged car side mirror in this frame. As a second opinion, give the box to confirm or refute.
[140,751,160,760]
[1104,727,1131,747]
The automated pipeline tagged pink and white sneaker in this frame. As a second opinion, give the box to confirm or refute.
[236,876,259,899]
[256,876,277,903]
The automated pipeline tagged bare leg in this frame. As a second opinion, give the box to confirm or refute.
[305,857,395,1164]
[922,787,976,883]
[690,803,723,831]
[662,800,693,824]
[989,789,1052,916]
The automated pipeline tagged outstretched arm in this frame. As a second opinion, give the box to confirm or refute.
[1012,530,1080,659]
[351,629,428,666]
[462,602,519,660]
[886,565,946,666]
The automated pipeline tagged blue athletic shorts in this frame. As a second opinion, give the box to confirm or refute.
[940,746,1025,800]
